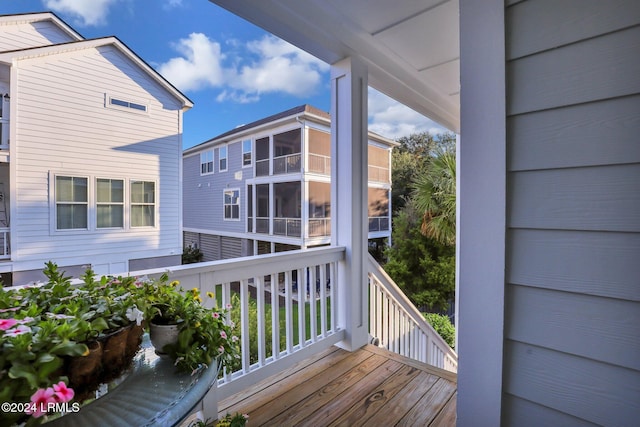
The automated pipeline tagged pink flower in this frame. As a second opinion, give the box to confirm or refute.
[4,325,31,337]
[0,318,17,330]
[225,303,232,310]
[212,312,220,319]
[220,330,227,339]
[26,387,56,418]
[218,346,225,353]
[53,381,74,402]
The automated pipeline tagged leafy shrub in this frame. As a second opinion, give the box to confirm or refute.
[182,245,204,264]
[424,312,455,350]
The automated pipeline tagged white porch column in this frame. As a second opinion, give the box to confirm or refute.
[330,56,369,351]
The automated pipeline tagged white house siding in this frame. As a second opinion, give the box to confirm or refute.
[0,20,77,51]
[503,1,640,425]
[11,44,184,278]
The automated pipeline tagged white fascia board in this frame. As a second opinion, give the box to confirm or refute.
[0,37,193,111]
[0,12,84,41]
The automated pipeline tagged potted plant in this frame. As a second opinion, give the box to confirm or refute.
[139,275,240,373]
[0,263,149,425]
[195,413,249,427]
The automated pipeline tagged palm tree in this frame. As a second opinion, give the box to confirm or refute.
[412,149,456,246]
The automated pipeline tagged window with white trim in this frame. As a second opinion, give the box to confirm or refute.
[96,178,124,228]
[130,180,155,227]
[106,95,147,113]
[224,189,240,220]
[200,150,213,175]
[55,176,88,230]
[219,146,228,172]
[242,139,252,167]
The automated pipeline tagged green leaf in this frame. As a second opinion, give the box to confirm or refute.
[37,357,63,381]
[90,317,109,331]
[50,341,89,357]
[35,353,55,364]
[8,363,39,389]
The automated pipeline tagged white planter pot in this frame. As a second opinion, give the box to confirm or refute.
[149,322,180,354]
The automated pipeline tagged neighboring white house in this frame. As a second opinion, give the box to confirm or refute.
[208,1,640,426]
[182,104,395,261]
[0,12,193,285]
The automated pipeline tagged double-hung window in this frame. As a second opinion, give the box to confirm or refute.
[224,189,240,220]
[130,180,155,227]
[200,150,213,174]
[97,178,124,228]
[219,146,228,172]
[242,139,252,167]
[55,176,88,229]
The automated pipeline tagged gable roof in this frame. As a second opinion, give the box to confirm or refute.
[0,35,193,111]
[0,11,84,42]
[184,104,396,155]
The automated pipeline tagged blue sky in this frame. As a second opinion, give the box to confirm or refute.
[2,0,449,148]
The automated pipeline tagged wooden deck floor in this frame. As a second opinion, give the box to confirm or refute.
[218,344,457,426]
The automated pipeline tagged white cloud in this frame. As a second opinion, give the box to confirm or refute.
[368,88,448,140]
[158,34,329,102]
[43,0,120,26]
[158,33,225,92]
[163,0,183,10]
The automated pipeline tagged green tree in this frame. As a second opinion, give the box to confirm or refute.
[392,132,455,213]
[383,201,455,310]
[412,149,456,245]
[424,312,455,349]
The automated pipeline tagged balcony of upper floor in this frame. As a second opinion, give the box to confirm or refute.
[251,124,392,186]
[246,180,390,240]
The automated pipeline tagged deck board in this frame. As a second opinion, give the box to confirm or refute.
[217,344,457,426]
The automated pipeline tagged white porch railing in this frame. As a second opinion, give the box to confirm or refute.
[367,254,458,372]
[255,159,269,176]
[129,246,455,401]
[133,246,345,399]
[273,217,301,237]
[0,227,9,259]
[368,216,390,232]
[308,153,331,175]
[273,153,301,174]
[308,217,330,237]
[368,164,390,183]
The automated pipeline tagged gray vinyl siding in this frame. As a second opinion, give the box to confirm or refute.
[503,1,640,425]
[220,236,242,259]
[182,232,248,262]
[200,234,221,262]
[182,141,250,233]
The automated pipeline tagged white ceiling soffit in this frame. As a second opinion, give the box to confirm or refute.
[209,0,460,133]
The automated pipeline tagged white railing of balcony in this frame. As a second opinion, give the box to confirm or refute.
[308,153,331,175]
[132,247,345,399]
[273,153,301,174]
[0,228,9,259]
[255,159,269,176]
[367,254,458,372]
[308,218,330,237]
[273,217,301,237]
[368,165,390,183]
[368,216,390,232]
[255,217,269,233]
